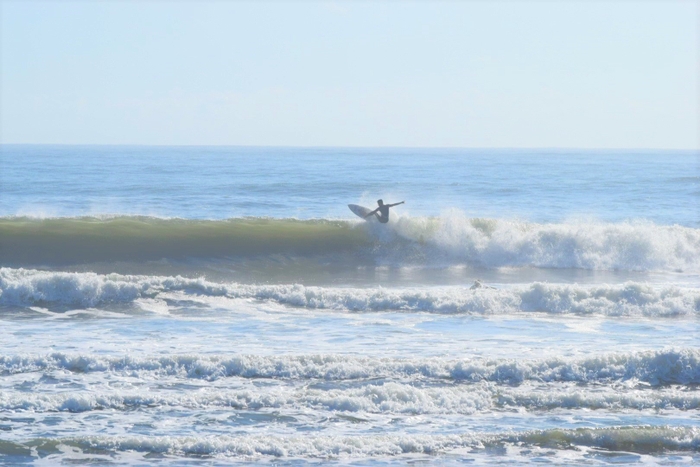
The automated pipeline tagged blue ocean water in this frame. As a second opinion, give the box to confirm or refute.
[0,145,699,465]
[3,145,698,224]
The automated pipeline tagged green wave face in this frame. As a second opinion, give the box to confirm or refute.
[0,216,371,265]
[2,215,698,273]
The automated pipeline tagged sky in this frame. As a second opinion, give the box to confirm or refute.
[1,0,698,148]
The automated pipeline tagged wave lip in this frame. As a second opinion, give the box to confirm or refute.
[2,350,699,385]
[2,268,698,316]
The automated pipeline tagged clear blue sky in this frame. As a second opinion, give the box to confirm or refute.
[1,1,698,148]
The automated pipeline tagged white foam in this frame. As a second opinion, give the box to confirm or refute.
[2,349,699,385]
[388,214,700,272]
[51,432,484,459]
[509,426,700,454]
[2,382,698,414]
[12,426,700,459]
[2,268,698,316]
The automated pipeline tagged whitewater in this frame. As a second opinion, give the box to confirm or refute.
[0,146,699,465]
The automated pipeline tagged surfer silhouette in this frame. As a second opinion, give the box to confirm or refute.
[365,199,404,223]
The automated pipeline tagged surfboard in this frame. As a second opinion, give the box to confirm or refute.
[348,204,375,221]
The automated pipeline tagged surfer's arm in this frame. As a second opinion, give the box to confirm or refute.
[364,208,379,218]
[387,201,405,208]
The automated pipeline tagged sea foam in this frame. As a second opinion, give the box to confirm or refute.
[2,382,698,414]
[1,268,698,316]
[390,213,700,271]
[3,427,699,459]
[2,349,699,385]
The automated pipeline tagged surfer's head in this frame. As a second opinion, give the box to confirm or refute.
[377,199,384,206]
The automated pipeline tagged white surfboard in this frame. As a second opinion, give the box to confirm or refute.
[348,204,375,221]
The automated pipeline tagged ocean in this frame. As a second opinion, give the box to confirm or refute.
[0,145,699,465]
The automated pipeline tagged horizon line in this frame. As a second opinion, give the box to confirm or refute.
[1,143,698,152]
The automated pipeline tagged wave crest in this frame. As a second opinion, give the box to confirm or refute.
[3,426,699,459]
[389,213,700,271]
[2,268,698,316]
[1,214,698,272]
[3,350,699,385]
[3,382,698,414]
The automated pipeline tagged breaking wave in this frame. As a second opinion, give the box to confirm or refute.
[3,426,699,459]
[2,268,698,316]
[1,214,698,271]
[2,382,699,414]
[2,349,699,385]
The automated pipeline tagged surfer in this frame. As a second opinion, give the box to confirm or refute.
[365,199,404,223]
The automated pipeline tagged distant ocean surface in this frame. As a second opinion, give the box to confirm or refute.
[1,145,699,465]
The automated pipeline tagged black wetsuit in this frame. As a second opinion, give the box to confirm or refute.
[375,206,390,223]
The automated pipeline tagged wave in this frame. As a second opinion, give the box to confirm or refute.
[0,383,490,414]
[2,349,699,385]
[0,216,367,264]
[507,426,700,455]
[2,268,698,316]
[1,214,698,272]
[2,382,698,415]
[3,426,699,459]
[391,212,700,272]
